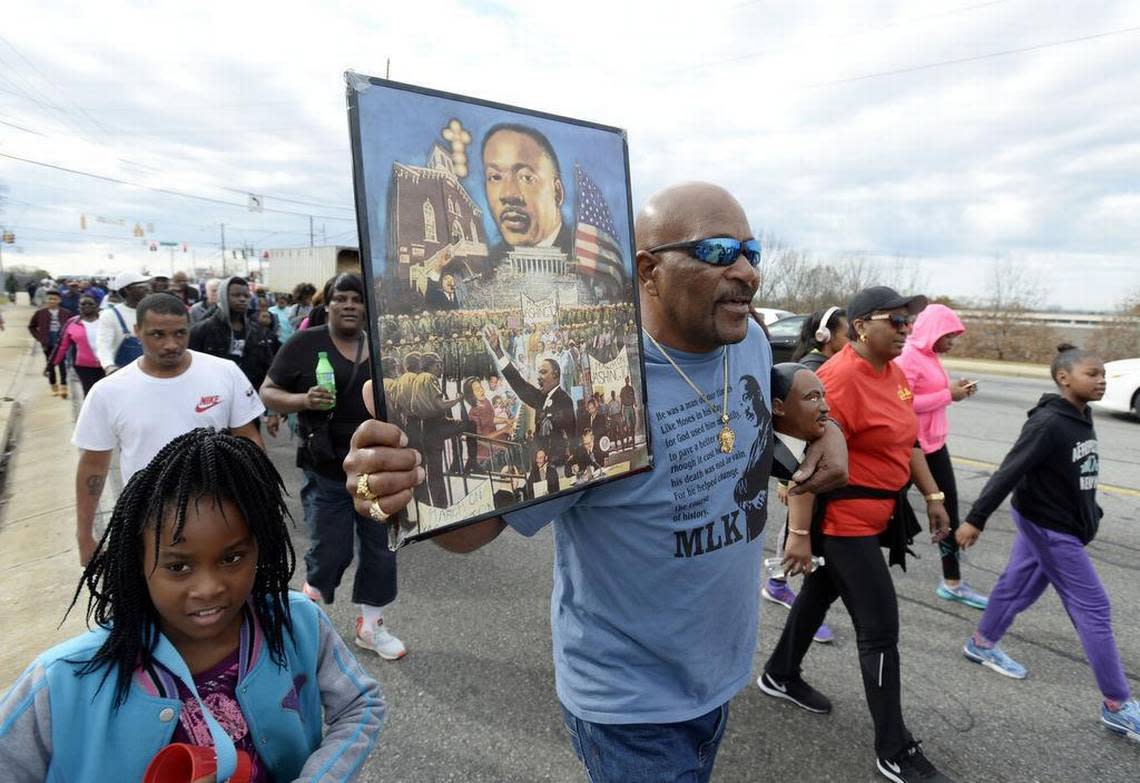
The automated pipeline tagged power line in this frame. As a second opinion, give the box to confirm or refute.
[0,116,44,135]
[0,34,112,140]
[0,151,356,221]
[809,23,1140,87]
[216,185,355,212]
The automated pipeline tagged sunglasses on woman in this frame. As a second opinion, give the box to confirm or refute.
[647,237,762,267]
[867,313,916,329]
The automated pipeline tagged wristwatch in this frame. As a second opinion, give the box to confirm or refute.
[924,491,946,503]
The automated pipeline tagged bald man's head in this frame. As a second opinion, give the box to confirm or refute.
[635,182,760,352]
[634,182,748,251]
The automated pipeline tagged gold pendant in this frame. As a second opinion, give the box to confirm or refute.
[718,424,736,454]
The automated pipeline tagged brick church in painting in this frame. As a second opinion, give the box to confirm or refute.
[384,143,490,312]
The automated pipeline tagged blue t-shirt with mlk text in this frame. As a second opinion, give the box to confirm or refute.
[505,320,774,724]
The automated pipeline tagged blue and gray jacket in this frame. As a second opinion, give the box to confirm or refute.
[0,592,384,782]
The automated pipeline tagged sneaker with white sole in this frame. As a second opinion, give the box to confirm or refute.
[1101,699,1140,742]
[762,579,798,610]
[355,616,407,661]
[936,580,989,610]
[757,670,832,714]
[877,740,956,782]
[962,637,1027,679]
[812,622,835,644]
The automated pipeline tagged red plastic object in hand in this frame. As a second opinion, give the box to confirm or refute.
[143,743,252,783]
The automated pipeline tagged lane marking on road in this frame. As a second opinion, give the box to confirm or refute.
[953,456,1140,498]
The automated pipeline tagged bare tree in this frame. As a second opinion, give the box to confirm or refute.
[954,256,1059,362]
[1086,288,1140,362]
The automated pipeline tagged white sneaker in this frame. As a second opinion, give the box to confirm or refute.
[355,616,407,660]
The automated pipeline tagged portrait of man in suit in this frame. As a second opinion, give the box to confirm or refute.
[482,123,573,263]
[425,273,461,311]
[481,323,575,465]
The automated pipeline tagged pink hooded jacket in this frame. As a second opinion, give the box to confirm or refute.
[896,304,965,454]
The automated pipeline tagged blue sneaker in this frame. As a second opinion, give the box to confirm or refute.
[936,580,989,610]
[1101,699,1140,742]
[813,622,835,644]
[963,638,1027,679]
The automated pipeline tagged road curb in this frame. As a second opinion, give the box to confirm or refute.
[943,357,1051,380]
[0,399,18,491]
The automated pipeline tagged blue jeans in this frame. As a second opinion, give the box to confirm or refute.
[299,467,319,533]
[560,702,729,783]
[305,472,397,607]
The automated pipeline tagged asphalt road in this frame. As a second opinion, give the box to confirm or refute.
[264,371,1139,782]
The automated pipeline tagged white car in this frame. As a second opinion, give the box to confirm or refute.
[752,306,794,326]
[1092,358,1140,418]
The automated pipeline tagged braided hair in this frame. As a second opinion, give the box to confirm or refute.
[66,428,295,706]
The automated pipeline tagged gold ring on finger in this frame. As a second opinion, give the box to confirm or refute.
[356,472,377,501]
[369,500,390,522]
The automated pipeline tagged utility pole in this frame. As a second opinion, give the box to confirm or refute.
[309,215,314,247]
[220,223,227,275]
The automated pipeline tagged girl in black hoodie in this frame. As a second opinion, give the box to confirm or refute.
[955,344,1139,742]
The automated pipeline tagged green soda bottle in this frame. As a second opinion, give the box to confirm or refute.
[315,351,336,409]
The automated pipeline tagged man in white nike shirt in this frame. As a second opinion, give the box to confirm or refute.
[72,293,264,565]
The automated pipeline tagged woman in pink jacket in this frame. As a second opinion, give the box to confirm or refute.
[897,304,988,609]
[51,295,105,396]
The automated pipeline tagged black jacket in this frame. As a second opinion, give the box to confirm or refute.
[966,394,1103,544]
[189,276,278,389]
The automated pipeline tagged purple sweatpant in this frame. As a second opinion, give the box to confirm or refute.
[977,508,1130,702]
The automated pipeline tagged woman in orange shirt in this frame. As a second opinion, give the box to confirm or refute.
[759,287,954,783]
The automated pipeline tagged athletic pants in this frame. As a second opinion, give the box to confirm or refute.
[977,509,1130,702]
[923,445,961,580]
[766,534,912,758]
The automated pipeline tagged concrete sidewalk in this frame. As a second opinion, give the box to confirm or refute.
[0,305,97,689]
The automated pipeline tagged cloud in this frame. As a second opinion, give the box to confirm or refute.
[1,0,1138,309]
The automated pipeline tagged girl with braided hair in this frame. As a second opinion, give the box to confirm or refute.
[0,428,384,783]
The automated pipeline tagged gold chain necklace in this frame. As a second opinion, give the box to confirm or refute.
[644,331,736,454]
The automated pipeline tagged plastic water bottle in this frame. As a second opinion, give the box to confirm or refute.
[764,556,825,580]
[315,352,336,409]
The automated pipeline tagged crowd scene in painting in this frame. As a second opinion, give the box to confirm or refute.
[1,184,1137,783]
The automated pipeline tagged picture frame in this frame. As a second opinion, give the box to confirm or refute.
[345,71,653,548]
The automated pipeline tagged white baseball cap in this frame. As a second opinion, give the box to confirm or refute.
[111,271,152,293]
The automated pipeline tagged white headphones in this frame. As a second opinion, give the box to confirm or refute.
[815,306,842,344]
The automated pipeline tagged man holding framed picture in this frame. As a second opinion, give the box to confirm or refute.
[345,182,851,781]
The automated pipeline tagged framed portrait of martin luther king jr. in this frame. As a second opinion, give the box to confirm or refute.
[345,71,652,549]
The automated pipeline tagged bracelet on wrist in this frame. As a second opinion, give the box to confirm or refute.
[925,491,946,503]
[787,527,810,537]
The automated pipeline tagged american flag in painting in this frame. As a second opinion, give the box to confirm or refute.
[573,165,626,282]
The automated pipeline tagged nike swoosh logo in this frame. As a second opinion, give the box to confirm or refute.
[196,401,221,413]
[769,677,787,694]
[884,761,901,774]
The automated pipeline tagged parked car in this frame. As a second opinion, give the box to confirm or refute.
[767,314,807,363]
[1092,358,1140,419]
[752,306,795,326]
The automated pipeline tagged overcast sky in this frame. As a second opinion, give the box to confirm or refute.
[1,0,1138,310]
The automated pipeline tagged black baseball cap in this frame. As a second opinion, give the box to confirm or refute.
[846,286,928,321]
